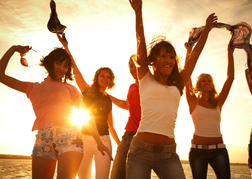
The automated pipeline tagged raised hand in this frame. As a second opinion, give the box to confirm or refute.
[17,46,32,67]
[57,33,68,48]
[16,45,32,56]
[129,0,142,12]
[0,45,32,93]
[205,13,218,32]
[184,42,193,52]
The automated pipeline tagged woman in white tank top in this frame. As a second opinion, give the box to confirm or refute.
[185,39,235,179]
[127,0,218,178]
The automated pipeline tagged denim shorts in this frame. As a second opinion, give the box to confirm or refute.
[32,125,83,160]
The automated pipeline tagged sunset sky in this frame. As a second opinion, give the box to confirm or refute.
[0,0,252,164]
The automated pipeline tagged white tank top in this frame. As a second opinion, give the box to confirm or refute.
[191,104,222,137]
[138,71,181,138]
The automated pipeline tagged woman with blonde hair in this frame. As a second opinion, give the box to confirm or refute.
[57,33,120,179]
[185,39,234,179]
[194,73,218,107]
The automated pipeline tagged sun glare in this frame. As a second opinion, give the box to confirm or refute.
[70,107,90,127]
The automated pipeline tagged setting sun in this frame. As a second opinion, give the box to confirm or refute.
[70,107,91,127]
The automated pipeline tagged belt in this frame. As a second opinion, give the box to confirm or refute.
[132,137,176,153]
[191,143,226,149]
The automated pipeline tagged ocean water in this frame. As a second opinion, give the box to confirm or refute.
[0,159,251,179]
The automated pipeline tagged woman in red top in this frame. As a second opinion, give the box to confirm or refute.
[109,54,142,179]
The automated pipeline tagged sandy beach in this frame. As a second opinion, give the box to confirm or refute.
[0,155,251,179]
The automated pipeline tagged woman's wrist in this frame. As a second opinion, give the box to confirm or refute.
[228,49,234,55]
[135,9,142,15]
[11,45,18,50]
[9,46,19,54]
[96,139,103,146]
[203,27,211,34]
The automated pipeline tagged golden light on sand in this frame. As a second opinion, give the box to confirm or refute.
[70,107,90,127]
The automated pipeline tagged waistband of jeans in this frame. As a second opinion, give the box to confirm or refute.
[191,143,226,150]
[132,137,176,153]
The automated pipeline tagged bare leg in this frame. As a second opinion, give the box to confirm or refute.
[57,151,83,179]
[32,156,57,179]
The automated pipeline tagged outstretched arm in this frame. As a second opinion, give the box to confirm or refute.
[245,68,252,95]
[129,0,149,79]
[107,93,128,110]
[73,96,113,160]
[0,45,31,93]
[184,43,197,114]
[181,13,218,85]
[185,78,197,114]
[217,39,235,108]
[57,33,88,92]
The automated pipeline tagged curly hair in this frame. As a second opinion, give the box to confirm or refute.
[40,48,73,82]
[85,67,115,98]
[147,40,184,95]
[195,73,218,108]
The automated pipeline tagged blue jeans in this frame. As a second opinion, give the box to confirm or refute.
[189,148,230,179]
[126,139,185,179]
[110,131,136,179]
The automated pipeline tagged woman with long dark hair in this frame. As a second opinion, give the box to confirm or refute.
[126,0,217,178]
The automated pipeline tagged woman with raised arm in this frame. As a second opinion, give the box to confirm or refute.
[127,0,217,178]
[57,33,120,179]
[185,39,234,179]
[0,45,111,179]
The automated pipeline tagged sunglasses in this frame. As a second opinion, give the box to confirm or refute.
[20,48,40,67]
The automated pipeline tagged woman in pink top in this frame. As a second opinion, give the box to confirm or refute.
[0,45,111,179]
[185,38,234,179]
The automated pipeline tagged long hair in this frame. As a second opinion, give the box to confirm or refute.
[195,73,218,108]
[85,67,115,98]
[147,40,184,95]
[40,48,73,82]
[129,54,137,66]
